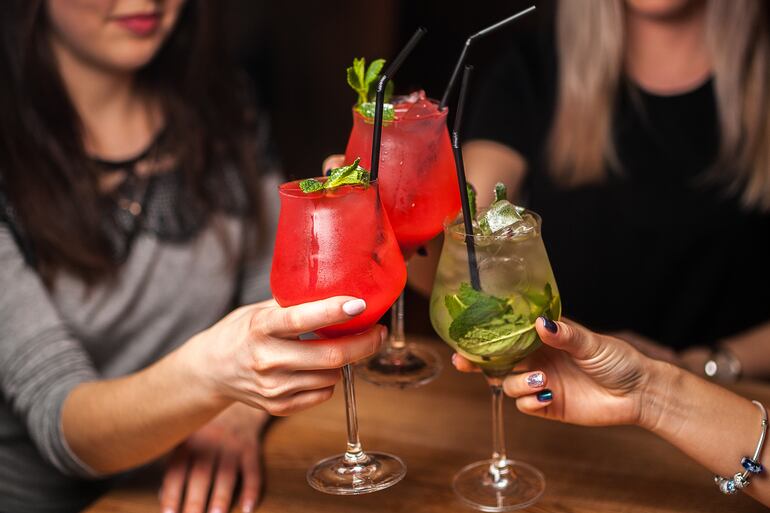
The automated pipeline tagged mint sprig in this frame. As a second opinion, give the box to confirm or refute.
[299,157,370,194]
[347,57,394,121]
[444,283,560,357]
[494,182,507,202]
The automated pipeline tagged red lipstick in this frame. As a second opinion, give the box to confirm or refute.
[113,13,160,36]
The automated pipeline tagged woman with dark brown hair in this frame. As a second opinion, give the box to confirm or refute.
[416,0,770,380]
[0,2,384,512]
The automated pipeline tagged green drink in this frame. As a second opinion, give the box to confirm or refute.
[430,209,560,376]
[429,183,560,512]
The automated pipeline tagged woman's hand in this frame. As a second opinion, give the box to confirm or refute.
[609,330,681,364]
[454,318,672,428]
[159,404,270,513]
[184,296,386,417]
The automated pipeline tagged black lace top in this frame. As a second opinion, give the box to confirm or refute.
[0,129,259,266]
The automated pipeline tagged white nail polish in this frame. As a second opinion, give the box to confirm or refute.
[242,503,255,513]
[342,299,366,316]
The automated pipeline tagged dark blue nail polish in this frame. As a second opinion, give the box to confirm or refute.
[537,389,553,402]
[541,316,558,333]
[325,168,333,176]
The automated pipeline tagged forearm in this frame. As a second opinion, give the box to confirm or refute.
[62,343,232,475]
[643,361,769,503]
[462,140,526,206]
[722,321,770,378]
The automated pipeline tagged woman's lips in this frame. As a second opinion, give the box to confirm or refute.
[113,13,161,36]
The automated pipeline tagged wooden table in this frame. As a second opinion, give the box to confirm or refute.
[85,337,769,513]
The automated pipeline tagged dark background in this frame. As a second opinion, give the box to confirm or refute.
[227,0,543,179]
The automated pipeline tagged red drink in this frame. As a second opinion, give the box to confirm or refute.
[344,92,461,255]
[270,180,406,338]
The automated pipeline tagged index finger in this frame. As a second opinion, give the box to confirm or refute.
[256,325,386,371]
[258,296,367,338]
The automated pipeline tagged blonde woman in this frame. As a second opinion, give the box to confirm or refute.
[451,0,770,379]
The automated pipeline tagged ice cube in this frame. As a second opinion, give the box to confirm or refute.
[402,98,439,120]
[480,200,523,235]
[393,90,439,119]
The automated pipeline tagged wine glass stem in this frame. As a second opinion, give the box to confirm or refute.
[388,290,407,352]
[489,380,512,484]
[342,364,368,465]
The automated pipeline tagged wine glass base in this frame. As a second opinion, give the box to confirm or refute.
[306,452,407,495]
[452,459,545,512]
[356,343,443,389]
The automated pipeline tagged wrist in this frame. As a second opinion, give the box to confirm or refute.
[637,357,686,434]
[171,333,233,411]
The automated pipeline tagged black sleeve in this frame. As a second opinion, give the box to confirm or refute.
[465,42,540,163]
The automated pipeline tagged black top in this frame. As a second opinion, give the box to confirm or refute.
[466,24,770,349]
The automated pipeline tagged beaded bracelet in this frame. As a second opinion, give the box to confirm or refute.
[714,400,767,495]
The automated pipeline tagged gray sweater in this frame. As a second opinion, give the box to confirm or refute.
[0,178,277,512]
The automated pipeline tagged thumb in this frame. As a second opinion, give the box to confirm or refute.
[535,317,601,361]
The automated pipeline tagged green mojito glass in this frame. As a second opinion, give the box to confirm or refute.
[430,200,560,511]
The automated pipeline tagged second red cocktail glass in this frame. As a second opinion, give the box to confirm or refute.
[345,92,461,388]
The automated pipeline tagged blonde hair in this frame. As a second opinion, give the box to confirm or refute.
[549,0,770,211]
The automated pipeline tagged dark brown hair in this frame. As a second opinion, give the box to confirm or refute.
[0,0,264,286]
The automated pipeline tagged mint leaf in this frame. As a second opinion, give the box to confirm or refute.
[356,102,395,121]
[324,157,370,189]
[494,182,507,203]
[444,295,466,320]
[457,282,485,306]
[346,57,367,105]
[445,283,486,319]
[457,324,537,357]
[449,294,508,341]
[466,183,477,221]
[299,179,323,193]
[354,57,365,86]
[364,58,385,100]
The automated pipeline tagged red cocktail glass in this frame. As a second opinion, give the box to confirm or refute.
[270,178,407,494]
[345,92,461,387]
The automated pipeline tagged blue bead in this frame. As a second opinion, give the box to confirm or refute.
[741,457,764,474]
[726,480,737,493]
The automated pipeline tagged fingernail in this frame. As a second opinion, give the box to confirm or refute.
[541,316,558,333]
[380,326,388,343]
[342,299,366,316]
[451,353,458,366]
[526,372,545,388]
[211,508,224,513]
[242,502,255,513]
[162,508,175,513]
[537,389,553,402]
[325,167,333,176]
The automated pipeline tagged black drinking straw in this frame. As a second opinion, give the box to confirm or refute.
[451,65,481,291]
[370,27,427,182]
[439,5,536,110]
